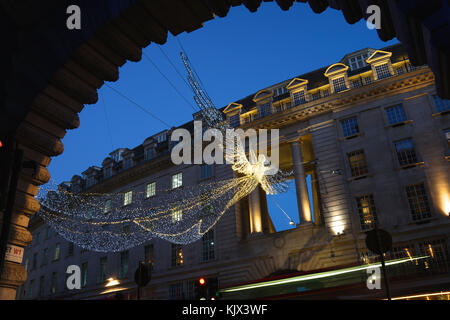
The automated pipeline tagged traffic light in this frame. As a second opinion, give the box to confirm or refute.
[194,277,219,300]
[194,277,208,300]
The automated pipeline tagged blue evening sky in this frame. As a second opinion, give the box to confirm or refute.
[48,3,398,231]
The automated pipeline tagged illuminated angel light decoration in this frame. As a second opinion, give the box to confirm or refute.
[38,52,293,252]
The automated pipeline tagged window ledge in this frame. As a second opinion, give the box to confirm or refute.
[432,110,450,117]
[406,217,437,226]
[347,174,370,182]
[384,119,413,128]
[340,132,364,141]
[396,162,424,170]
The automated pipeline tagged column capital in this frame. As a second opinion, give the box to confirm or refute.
[285,134,306,145]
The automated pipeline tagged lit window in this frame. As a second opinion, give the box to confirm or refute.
[341,117,359,137]
[202,230,215,262]
[356,194,377,230]
[433,95,450,113]
[394,138,417,166]
[375,63,391,80]
[332,77,347,93]
[292,90,306,106]
[385,104,407,124]
[172,173,182,189]
[123,191,133,206]
[146,182,156,198]
[104,199,112,214]
[171,244,183,267]
[405,183,431,221]
[200,164,213,180]
[347,150,368,177]
[418,239,449,273]
[54,243,60,261]
[172,208,183,223]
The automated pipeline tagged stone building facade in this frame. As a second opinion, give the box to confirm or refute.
[17,43,450,299]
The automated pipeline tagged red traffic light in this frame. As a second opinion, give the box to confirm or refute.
[0,140,3,148]
[198,277,206,285]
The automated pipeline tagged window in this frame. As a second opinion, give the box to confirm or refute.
[146,148,154,160]
[332,77,347,93]
[50,272,57,295]
[200,164,213,180]
[35,232,40,244]
[274,86,287,97]
[54,243,60,261]
[119,251,129,278]
[172,173,183,189]
[171,244,183,267]
[172,208,183,223]
[405,183,431,221]
[28,280,34,299]
[202,230,215,262]
[347,150,368,177]
[32,253,37,270]
[419,239,450,273]
[42,248,48,266]
[124,158,132,169]
[433,95,450,113]
[98,257,107,283]
[104,199,112,214]
[356,195,377,230]
[348,53,368,71]
[385,104,407,125]
[311,91,321,101]
[394,138,418,166]
[144,244,154,266]
[259,103,271,118]
[351,79,362,88]
[67,242,74,257]
[156,132,167,143]
[374,63,391,80]
[24,257,29,272]
[445,129,450,150]
[169,283,184,300]
[104,167,111,179]
[363,76,372,85]
[123,191,133,206]
[146,182,156,198]
[340,116,359,137]
[46,227,51,239]
[87,176,95,187]
[39,276,44,297]
[229,114,240,128]
[292,90,306,106]
[81,262,88,287]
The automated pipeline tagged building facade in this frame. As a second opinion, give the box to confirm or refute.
[18,43,450,300]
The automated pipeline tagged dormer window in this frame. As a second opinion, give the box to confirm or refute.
[104,167,111,179]
[146,148,154,160]
[156,132,167,143]
[292,90,306,106]
[124,158,132,169]
[332,76,347,93]
[374,63,391,80]
[348,53,369,71]
[87,176,95,187]
[258,102,272,118]
[274,86,287,97]
[229,113,241,127]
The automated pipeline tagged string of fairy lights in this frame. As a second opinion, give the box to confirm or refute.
[38,47,293,252]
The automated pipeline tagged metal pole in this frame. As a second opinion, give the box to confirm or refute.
[0,140,23,277]
[374,224,391,300]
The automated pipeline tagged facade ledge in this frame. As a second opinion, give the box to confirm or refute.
[431,110,450,117]
[396,162,425,170]
[384,119,414,128]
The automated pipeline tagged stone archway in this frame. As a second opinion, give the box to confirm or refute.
[0,0,449,299]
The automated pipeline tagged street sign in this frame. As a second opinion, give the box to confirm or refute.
[5,244,24,263]
[365,228,392,255]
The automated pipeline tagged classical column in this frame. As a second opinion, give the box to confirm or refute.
[291,140,312,224]
[248,186,263,234]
